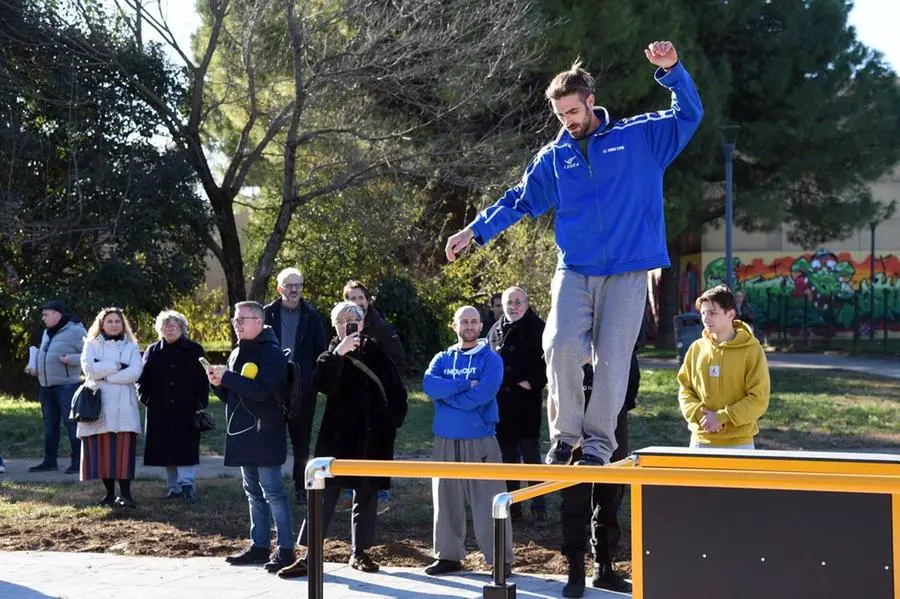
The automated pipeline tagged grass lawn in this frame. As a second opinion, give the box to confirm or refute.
[1,367,898,574]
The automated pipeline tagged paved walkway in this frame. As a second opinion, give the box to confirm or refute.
[642,351,900,379]
[0,551,629,599]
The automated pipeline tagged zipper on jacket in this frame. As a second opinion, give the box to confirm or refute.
[588,134,608,269]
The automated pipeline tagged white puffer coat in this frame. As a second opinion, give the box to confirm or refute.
[76,336,143,439]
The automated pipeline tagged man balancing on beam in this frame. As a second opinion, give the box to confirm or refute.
[444,42,702,474]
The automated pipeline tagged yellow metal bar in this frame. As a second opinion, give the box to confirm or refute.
[631,484,643,599]
[509,480,577,504]
[506,457,634,504]
[636,454,900,476]
[328,460,900,495]
[893,494,899,599]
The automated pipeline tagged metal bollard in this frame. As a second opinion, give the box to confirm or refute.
[483,492,516,599]
[305,458,334,599]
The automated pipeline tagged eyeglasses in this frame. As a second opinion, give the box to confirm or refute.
[231,316,261,325]
[162,322,182,329]
[283,283,303,289]
[505,300,525,307]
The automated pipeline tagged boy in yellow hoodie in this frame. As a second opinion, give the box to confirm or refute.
[678,285,770,448]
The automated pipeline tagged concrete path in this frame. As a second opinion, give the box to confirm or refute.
[642,351,900,379]
[0,551,630,599]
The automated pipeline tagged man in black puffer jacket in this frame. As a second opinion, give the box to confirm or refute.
[208,301,293,575]
[486,286,548,521]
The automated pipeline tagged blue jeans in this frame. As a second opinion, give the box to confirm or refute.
[241,466,293,550]
[165,465,197,493]
[39,384,80,468]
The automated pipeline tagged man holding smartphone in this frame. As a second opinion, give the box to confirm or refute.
[263,267,327,504]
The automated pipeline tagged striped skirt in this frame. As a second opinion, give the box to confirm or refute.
[80,432,137,481]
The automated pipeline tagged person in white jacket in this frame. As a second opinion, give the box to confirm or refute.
[78,307,143,508]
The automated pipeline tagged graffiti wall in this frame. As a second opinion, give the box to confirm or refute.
[679,250,900,337]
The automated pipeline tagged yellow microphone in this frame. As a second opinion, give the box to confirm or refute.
[241,362,259,380]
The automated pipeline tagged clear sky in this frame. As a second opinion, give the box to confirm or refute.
[136,0,898,72]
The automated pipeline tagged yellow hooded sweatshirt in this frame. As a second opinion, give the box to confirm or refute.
[677,320,770,447]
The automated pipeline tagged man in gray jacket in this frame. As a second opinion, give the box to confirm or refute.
[26,300,86,473]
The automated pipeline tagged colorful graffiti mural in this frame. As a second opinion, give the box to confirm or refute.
[700,250,900,335]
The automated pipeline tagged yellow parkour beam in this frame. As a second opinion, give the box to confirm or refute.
[327,459,900,495]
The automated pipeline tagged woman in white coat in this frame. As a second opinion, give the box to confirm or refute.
[78,307,143,508]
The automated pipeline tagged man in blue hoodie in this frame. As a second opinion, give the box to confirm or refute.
[444,41,702,467]
[422,305,514,576]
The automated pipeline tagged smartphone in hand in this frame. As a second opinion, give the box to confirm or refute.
[198,357,212,370]
[345,322,359,336]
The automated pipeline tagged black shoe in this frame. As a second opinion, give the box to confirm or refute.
[592,561,631,592]
[424,559,463,576]
[277,556,308,578]
[562,553,586,598]
[97,495,115,507]
[545,441,574,465]
[226,545,270,566]
[162,491,181,500]
[182,485,197,504]
[115,497,137,509]
[264,547,295,573]
[350,552,380,573]
[575,452,605,466]
[28,462,58,472]
[64,465,79,474]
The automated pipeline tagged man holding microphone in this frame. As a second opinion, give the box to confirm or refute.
[206,301,294,574]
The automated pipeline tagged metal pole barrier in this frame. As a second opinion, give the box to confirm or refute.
[304,458,335,599]
[484,492,516,598]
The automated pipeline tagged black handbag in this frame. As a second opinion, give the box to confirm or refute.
[70,384,102,422]
[193,403,214,432]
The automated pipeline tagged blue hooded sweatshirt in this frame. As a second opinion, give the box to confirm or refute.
[469,63,703,276]
[422,340,503,440]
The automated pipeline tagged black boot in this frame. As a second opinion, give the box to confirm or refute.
[562,553,585,598]
[592,560,631,592]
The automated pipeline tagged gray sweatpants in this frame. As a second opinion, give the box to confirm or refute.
[432,435,514,565]
[543,269,647,462]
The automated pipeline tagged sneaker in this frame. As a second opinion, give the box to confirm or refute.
[575,452,605,466]
[182,485,197,504]
[226,545,270,566]
[264,547,296,573]
[376,489,390,515]
[545,441,574,465]
[97,495,115,507]
[349,552,380,573]
[114,497,137,509]
[162,490,181,500]
[277,557,308,578]
[64,465,79,475]
[28,462,58,472]
[424,559,463,576]
[591,561,631,592]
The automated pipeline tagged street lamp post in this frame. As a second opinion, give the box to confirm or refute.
[720,125,740,290]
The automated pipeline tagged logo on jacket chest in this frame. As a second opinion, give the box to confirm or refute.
[563,156,581,170]
[602,145,625,154]
[709,365,721,378]
[445,366,477,377]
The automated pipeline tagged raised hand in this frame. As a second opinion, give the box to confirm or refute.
[644,40,678,70]
[445,228,474,262]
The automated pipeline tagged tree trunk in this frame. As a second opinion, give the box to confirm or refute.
[656,237,681,349]
[211,189,247,310]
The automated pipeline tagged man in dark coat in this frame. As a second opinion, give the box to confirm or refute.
[263,267,327,502]
[342,280,406,373]
[486,286,548,521]
[559,348,640,597]
[208,301,293,574]
[278,301,408,578]
[138,310,209,503]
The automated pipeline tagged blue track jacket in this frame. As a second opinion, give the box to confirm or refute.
[469,63,703,276]
[422,340,503,440]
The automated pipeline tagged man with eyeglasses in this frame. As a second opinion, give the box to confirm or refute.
[486,286,548,522]
[263,267,327,504]
[209,301,294,573]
